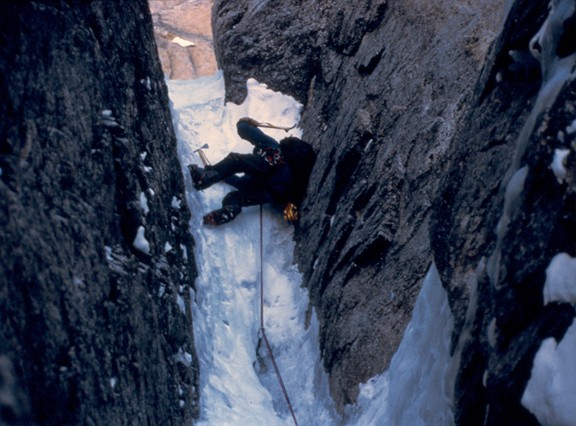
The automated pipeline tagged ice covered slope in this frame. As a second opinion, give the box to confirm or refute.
[169,73,338,425]
[168,72,459,425]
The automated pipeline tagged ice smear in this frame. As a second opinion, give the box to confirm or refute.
[566,118,576,134]
[169,72,338,425]
[543,253,576,305]
[347,262,454,426]
[551,148,570,180]
[496,166,529,240]
[139,191,149,215]
[522,319,576,426]
[133,225,150,254]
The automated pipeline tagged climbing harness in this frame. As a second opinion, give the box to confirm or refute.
[259,205,299,425]
[255,146,285,167]
[250,118,303,224]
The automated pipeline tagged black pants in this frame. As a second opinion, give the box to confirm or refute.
[211,153,276,209]
[212,152,273,180]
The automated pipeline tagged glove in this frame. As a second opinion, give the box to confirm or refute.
[238,117,260,127]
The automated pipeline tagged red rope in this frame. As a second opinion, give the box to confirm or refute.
[260,205,265,329]
[259,205,299,426]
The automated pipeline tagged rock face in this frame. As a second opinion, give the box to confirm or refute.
[150,0,217,80]
[0,2,198,425]
[213,0,576,420]
[432,2,576,423]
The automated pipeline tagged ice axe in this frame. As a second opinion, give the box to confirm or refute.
[240,117,296,132]
[194,143,210,166]
[254,122,296,132]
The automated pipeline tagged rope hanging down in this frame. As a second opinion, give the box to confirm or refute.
[259,205,299,426]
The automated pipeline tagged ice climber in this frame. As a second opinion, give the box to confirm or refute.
[189,117,316,226]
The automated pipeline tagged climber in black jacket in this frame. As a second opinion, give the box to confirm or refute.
[189,117,295,226]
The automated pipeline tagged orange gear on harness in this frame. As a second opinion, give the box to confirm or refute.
[283,202,299,222]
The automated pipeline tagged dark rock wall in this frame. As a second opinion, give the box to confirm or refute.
[433,1,576,423]
[213,0,503,409]
[213,0,576,419]
[0,1,198,425]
